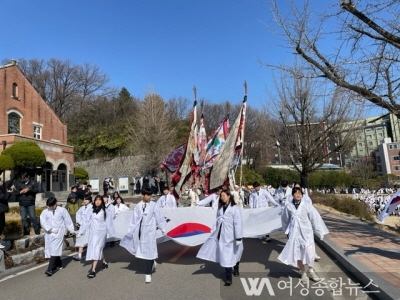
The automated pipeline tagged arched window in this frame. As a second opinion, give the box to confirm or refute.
[8,112,21,134]
[12,83,19,99]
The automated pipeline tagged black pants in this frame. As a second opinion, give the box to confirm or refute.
[225,262,240,281]
[0,213,5,236]
[47,256,62,272]
[145,259,154,275]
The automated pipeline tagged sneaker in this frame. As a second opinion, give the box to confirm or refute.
[45,270,53,277]
[224,280,232,286]
[307,270,321,282]
[300,272,308,284]
[145,274,152,283]
[0,244,4,249]
[102,262,108,270]
[315,255,321,261]
[87,270,96,278]
[233,270,240,277]
[152,260,157,272]
[72,255,81,261]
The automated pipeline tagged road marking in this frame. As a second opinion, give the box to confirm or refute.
[0,252,77,283]
[169,246,190,263]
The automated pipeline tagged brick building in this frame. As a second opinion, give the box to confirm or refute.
[0,60,74,192]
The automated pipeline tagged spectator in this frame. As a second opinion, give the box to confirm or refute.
[0,178,12,248]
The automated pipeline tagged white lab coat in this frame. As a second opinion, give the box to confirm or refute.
[40,207,74,258]
[120,200,166,260]
[197,204,243,268]
[75,203,93,247]
[79,208,114,260]
[157,193,177,208]
[114,203,130,214]
[188,189,200,207]
[275,187,292,206]
[278,198,329,268]
[231,190,243,208]
[249,188,278,208]
[198,193,219,209]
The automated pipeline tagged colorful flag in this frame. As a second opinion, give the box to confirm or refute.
[172,102,197,194]
[378,190,400,223]
[160,143,186,173]
[209,99,246,190]
[203,118,229,169]
[195,114,207,167]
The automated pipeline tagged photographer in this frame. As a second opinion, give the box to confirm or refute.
[15,172,40,235]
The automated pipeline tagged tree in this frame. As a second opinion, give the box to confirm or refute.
[128,92,177,173]
[270,0,400,118]
[268,66,361,187]
[8,58,113,120]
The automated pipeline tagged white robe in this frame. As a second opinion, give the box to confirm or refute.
[40,207,74,258]
[196,204,243,268]
[231,190,243,208]
[79,208,114,260]
[114,203,130,214]
[278,198,329,268]
[120,200,166,260]
[75,203,93,247]
[105,203,116,238]
[198,193,219,209]
[157,194,177,208]
[249,188,278,208]
[275,187,292,206]
[188,189,200,207]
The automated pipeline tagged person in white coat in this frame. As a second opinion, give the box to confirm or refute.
[274,180,292,207]
[231,185,243,208]
[72,195,93,261]
[249,182,279,243]
[103,194,116,247]
[113,196,130,214]
[196,189,243,286]
[78,195,115,278]
[197,186,223,209]
[158,186,177,208]
[40,197,75,276]
[278,187,329,283]
[188,187,200,207]
[120,188,167,283]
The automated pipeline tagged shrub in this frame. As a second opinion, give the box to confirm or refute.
[0,154,15,170]
[2,141,46,167]
[74,167,89,184]
[3,219,23,237]
[312,194,374,222]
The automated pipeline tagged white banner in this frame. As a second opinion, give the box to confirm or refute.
[89,177,99,193]
[112,206,282,247]
[118,175,129,192]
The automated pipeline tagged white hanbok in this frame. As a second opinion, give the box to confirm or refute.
[231,190,243,208]
[157,194,177,208]
[275,187,292,206]
[189,189,200,207]
[40,207,74,258]
[278,198,329,268]
[197,204,243,268]
[114,203,130,214]
[249,188,278,208]
[198,193,219,209]
[79,208,115,261]
[120,200,166,260]
[75,203,93,247]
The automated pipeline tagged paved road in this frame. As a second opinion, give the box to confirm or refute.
[0,231,378,300]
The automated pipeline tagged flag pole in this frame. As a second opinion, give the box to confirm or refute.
[239,81,247,188]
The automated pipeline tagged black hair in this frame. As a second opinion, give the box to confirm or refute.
[93,195,106,219]
[253,181,260,188]
[141,188,153,195]
[46,197,57,207]
[291,186,303,196]
[281,180,288,187]
[113,196,125,206]
[218,189,236,209]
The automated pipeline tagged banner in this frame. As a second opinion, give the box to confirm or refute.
[113,206,282,247]
[160,143,186,173]
[203,118,229,169]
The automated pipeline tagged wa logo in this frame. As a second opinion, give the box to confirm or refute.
[240,278,275,296]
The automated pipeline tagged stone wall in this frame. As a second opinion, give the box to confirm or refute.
[75,155,166,190]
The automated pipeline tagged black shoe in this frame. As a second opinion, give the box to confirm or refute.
[24,231,30,236]
[45,270,53,276]
[87,270,96,278]
[225,280,232,286]
[102,262,108,270]
[35,230,40,235]
[233,270,240,277]
[110,241,115,247]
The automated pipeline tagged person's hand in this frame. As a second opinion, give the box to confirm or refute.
[161,230,166,236]
[51,228,59,234]
[235,239,242,246]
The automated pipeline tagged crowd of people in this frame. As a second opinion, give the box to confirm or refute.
[1,173,333,287]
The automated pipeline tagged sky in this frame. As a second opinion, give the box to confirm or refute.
[0,0,386,116]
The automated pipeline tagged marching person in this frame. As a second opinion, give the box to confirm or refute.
[197,186,223,209]
[278,187,329,283]
[113,196,130,214]
[77,195,115,278]
[72,195,93,261]
[189,186,200,207]
[275,180,292,206]
[120,188,167,283]
[249,182,279,243]
[157,186,177,208]
[231,185,243,208]
[196,189,243,286]
[40,197,75,276]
